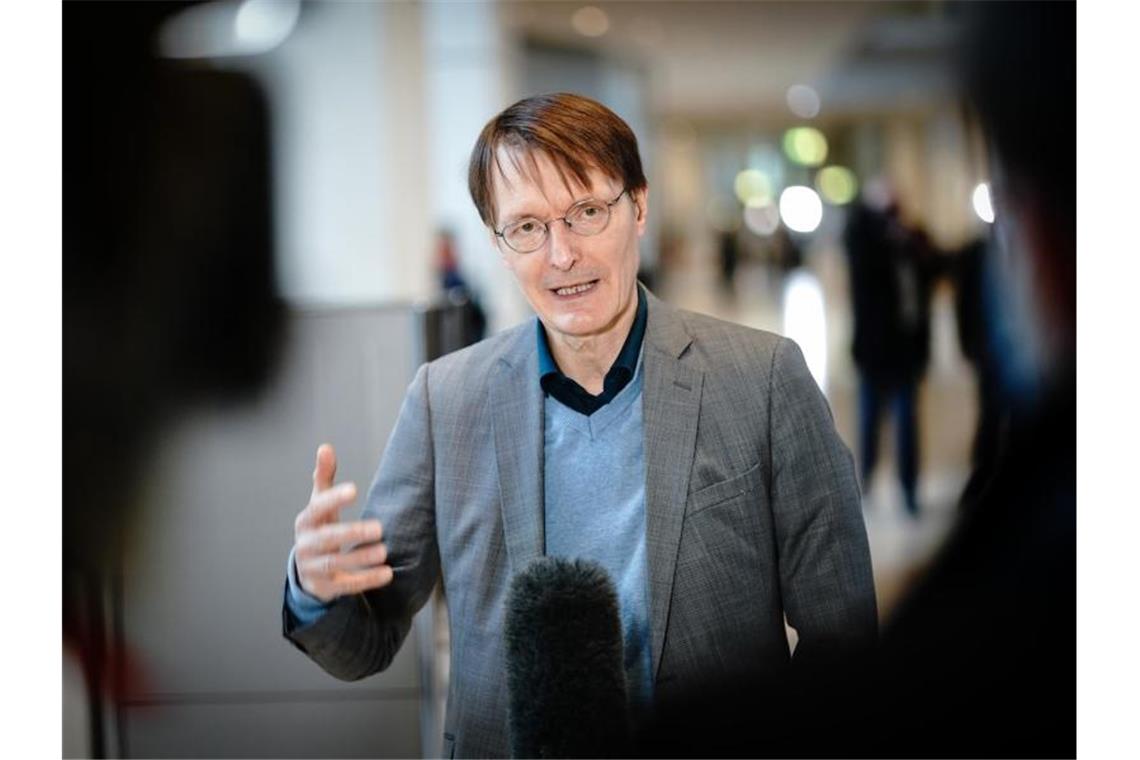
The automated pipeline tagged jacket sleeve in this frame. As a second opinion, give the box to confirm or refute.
[283,546,333,625]
[767,338,878,664]
[281,362,441,681]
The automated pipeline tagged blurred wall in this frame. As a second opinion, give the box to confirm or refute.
[119,308,424,759]
[239,1,433,308]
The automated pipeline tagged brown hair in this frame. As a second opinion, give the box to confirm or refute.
[467,92,647,227]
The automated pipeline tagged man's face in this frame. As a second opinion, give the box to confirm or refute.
[490,148,648,343]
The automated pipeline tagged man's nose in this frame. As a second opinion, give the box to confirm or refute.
[546,219,578,271]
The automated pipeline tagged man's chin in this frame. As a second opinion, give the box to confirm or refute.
[548,318,594,339]
[540,312,605,341]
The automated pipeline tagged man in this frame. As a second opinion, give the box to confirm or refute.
[282,93,877,757]
[843,187,935,517]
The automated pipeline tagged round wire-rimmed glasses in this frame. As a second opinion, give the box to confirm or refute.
[494,189,630,253]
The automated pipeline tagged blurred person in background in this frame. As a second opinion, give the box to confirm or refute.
[717,227,740,294]
[280,92,877,756]
[435,226,488,346]
[64,1,283,754]
[771,225,804,278]
[843,180,935,517]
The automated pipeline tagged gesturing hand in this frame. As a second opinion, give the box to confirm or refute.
[293,443,394,603]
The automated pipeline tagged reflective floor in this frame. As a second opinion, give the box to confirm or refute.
[659,234,977,621]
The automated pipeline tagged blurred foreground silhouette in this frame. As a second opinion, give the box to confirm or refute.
[64,2,283,753]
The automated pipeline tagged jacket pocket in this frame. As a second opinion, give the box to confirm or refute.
[687,459,763,515]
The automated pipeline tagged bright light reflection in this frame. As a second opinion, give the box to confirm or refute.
[782,269,828,392]
[159,0,300,58]
[733,169,773,206]
[816,166,858,205]
[235,0,300,49]
[779,186,823,233]
[782,127,828,166]
[572,6,610,37]
[786,84,821,119]
[743,200,780,236]
[972,182,995,223]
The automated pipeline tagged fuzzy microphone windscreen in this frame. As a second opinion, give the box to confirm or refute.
[504,556,631,758]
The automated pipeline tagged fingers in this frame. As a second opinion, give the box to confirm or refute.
[297,541,388,577]
[298,556,396,601]
[295,482,358,532]
[296,519,383,558]
[312,443,337,496]
[296,443,393,602]
[301,563,395,603]
[321,565,395,600]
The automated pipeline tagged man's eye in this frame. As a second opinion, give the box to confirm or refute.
[517,221,537,234]
[570,204,603,223]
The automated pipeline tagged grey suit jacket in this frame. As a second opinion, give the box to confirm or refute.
[283,290,877,758]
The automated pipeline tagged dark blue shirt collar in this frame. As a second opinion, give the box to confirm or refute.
[536,284,648,416]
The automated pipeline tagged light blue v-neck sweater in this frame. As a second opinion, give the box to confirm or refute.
[542,352,653,709]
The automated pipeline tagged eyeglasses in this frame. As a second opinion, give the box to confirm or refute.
[494,189,630,253]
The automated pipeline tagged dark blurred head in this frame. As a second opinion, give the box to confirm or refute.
[956,1,1075,394]
[65,2,283,580]
[959,2,1075,213]
[861,175,898,216]
[467,92,647,229]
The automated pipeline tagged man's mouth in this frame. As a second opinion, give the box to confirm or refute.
[550,280,599,297]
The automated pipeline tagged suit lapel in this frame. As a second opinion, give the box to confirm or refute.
[641,293,703,682]
[489,328,545,575]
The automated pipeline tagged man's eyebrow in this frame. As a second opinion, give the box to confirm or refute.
[499,205,542,226]
[502,191,600,226]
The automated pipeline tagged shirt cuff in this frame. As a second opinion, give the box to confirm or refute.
[285,547,332,626]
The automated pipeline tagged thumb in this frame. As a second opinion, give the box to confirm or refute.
[312,443,337,494]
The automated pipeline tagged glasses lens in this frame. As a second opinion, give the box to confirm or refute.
[505,219,545,252]
[566,201,610,235]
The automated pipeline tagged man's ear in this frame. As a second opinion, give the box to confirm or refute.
[633,187,649,235]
